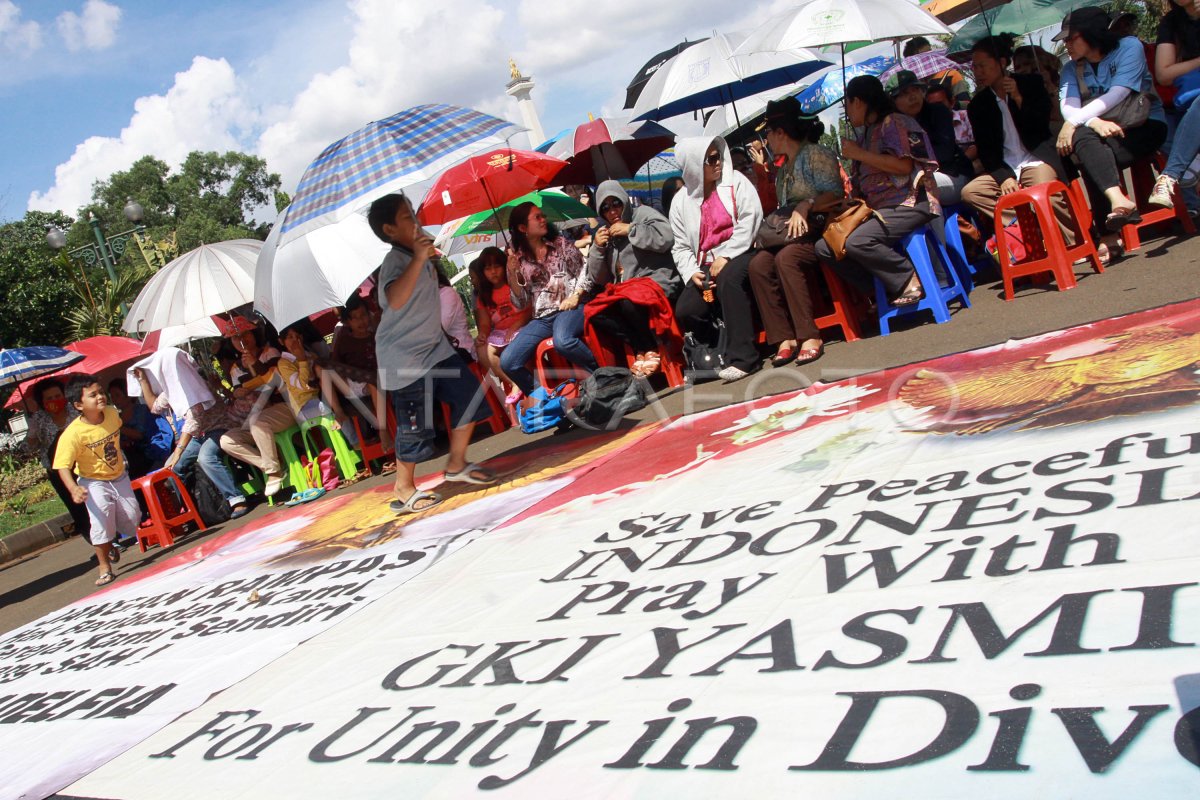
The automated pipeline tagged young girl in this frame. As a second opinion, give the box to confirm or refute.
[469,247,531,403]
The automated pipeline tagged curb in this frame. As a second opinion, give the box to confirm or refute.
[0,514,74,566]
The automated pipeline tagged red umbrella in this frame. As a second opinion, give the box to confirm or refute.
[5,335,147,410]
[545,117,676,185]
[417,149,567,226]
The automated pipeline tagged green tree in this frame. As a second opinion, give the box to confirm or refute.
[0,210,79,348]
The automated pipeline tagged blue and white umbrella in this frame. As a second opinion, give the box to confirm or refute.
[795,55,896,114]
[278,104,525,248]
[0,346,86,388]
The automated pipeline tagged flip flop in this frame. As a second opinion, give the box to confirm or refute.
[108,545,121,564]
[770,346,797,368]
[284,487,326,507]
[389,489,443,515]
[794,343,825,366]
[444,463,498,486]
[95,572,115,586]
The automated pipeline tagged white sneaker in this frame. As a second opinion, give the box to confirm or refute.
[264,474,284,496]
[718,365,750,382]
[1148,174,1178,208]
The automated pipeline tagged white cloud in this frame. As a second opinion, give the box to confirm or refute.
[0,0,42,55]
[28,56,252,214]
[57,0,121,52]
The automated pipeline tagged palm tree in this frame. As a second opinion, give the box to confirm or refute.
[66,262,153,339]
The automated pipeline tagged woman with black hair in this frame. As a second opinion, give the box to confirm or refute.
[815,75,939,306]
[1054,6,1168,233]
[749,97,844,367]
[1151,0,1200,207]
[498,201,597,408]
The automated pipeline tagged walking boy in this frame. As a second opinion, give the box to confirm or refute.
[367,193,497,514]
[53,374,141,585]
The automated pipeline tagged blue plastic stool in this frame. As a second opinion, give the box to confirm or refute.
[875,226,972,336]
[943,206,990,293]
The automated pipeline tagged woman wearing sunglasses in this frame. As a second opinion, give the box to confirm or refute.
[670,136,764,382]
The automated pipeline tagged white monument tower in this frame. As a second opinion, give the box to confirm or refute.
[505,59,546,149]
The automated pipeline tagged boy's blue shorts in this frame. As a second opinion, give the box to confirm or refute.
[390,353,491,463]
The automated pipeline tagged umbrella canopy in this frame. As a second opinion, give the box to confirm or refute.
[630,31,830,122]
[737,0,953,53]
[880,49,974,83]
[545,117,676,185]
[0,346,85,390]
[123,240,262,335]
[947,0,1108,53]
[417,149,568,226]
[921,0,1011,25]
[795,55,897,113]
[140,317,223,354]
[433,218,506,259]
[454,191,594,237]
[279,104,525,248]
[5,336,145,409]
[255,211,390,330]
[624,39,708,109]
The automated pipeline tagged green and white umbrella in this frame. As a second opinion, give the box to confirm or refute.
[454,190,594,237]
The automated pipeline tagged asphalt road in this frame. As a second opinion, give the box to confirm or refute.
[3,229,1197,636]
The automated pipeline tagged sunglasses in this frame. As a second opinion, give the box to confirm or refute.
[599,199,623,212]
[704,152,722,167]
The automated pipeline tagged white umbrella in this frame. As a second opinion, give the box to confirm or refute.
[630,31,829,126]
[123,240,262,335]
[433,216,506,258]
[736,0,952,55]
[254,210,390,329]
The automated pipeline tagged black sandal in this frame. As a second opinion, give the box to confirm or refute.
[1105,206,1142,233]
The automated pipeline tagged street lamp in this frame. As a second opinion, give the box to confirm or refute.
[45,197,169,281]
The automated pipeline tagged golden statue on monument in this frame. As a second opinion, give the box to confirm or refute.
[509,58,522,80]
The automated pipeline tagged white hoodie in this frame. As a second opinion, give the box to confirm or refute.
[669,135,764,285]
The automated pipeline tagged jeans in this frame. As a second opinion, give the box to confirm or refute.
[176,430,245,506]
[499,308,597,395]
[1165,103,1200,209]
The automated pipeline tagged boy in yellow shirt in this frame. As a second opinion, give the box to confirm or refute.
[53,374,141,586]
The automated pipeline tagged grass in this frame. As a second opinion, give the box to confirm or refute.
[0,482,68,540]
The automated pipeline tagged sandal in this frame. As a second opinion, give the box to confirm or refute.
[444,463,498,485]
[389,489,443,515]
[95,572,116,586]
[1105,205,1142,233]
[770,345,797,368]
[639,351,661,377]
[794,343,824,366]
[108,545,121,564]
[630,354,647,376]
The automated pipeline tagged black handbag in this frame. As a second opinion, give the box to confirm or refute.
[682,277,728,382]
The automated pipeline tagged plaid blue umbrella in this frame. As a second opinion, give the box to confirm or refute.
[795,55,896,114]
[0,346,86,389]
[279,104,525,247]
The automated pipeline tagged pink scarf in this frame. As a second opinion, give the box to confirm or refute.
[698,187,734,256]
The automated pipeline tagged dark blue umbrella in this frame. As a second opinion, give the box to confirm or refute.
[0,346,86,389]
[279,104,524,248]
[795,55,897,114]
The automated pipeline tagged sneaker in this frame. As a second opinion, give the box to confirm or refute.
[264,474,284,496]
[718,365,750,383]
[1148,174,1178,208]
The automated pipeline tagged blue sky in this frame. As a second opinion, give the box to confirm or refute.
[1,0,788,223]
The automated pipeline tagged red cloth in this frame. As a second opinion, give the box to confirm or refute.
[584,277,676,337]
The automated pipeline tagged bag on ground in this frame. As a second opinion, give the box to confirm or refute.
[565,367,649,430]
[518,380,576,434]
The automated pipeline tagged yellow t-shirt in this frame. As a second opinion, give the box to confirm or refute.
[52,406,125,481]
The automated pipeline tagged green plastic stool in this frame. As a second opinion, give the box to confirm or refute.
[272,425,313,495]
[299,415,362,480]
[222,454,264,498]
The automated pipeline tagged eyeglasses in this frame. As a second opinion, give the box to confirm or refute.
[599,199,622,213]
[704,152,722,167]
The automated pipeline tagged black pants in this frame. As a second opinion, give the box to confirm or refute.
[1071,120,1168,193]
[588,298,659,354]
[674,250,759,372]
[815,203,935,297]
[46,467,91,539]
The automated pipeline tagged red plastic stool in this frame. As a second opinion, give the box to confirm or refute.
[1119,154,1197,252]
[352,393,397,466]
[534,337,590,391]
[993,180,1102,300]
[810,263,865,342]
[583,317,688,389]
[130,469,206,552]
[440,361,511,435]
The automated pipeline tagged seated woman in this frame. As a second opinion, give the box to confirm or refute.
[278,323,357,448]
[108,379,174,478]
[749,98,844,369]
[1151,0,1200,206]
[815,75,940,307]
[132,348,249,519]
[962,34,1084,254]
[1054,6,1168,239]
[890,70,976,205]
[670,135,764,382]
[1014,45,1064,131]
[581,180,681,378]
[499,202,598,408]
[470,247,531,402]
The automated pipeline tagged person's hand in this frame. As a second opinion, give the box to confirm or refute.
[1056,122,1076,156]
[69,485,87,504]
[505,247,521,277]
[558,292,580,311]
[787,209,809,239]
[132,367,146,383]
[164,449,181,472]
[1001,75,1021,105]
[1088,118,1124,138]
[840,138,865,161]
[608,221,630,238]
[233,385,250,398]
[593,227,610,248]
[747,140,766,166]
[691,273,706,288]
[1000,177,1021,195]
[710,256,729,279]
[412,232,435,264]
[964,144,978,160]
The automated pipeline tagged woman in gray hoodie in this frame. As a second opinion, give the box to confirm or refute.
[581,180,681,376]
[670,135,764,382]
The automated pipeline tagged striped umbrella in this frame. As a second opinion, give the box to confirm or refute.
[279,104,525,248]
[0,346,85,389]
[123,240,262,334]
